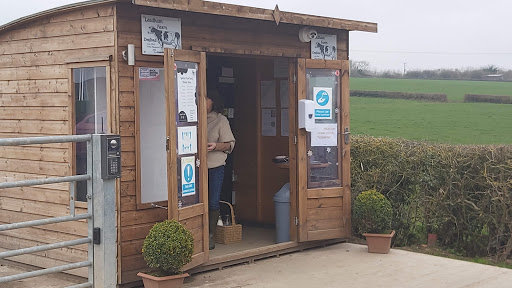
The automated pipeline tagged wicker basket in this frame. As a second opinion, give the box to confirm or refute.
[215,201,242,244]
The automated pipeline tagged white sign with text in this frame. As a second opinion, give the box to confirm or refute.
[141,14,182,55]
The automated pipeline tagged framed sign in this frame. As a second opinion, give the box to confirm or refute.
[181,156,196,196]
[311,34,337,60]
[141,14,182,55]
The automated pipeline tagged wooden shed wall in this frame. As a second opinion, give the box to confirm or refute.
[0,4,117,278]
[116,3,349,285]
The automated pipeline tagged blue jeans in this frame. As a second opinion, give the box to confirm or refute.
[208,166,225,211]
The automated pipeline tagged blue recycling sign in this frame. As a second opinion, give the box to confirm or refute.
[314,87,332,119]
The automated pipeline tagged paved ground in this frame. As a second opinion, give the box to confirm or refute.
[3,243,512,287]
[183,243,512,288]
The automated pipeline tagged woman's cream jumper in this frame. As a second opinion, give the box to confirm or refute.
[207,112,235,169]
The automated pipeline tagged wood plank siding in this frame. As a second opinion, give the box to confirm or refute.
[0,4,116,278]
[115,2,350,284]
[0,0,365,285]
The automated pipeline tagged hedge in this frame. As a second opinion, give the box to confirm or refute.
[464,94,512,104]
[351,90,448,102]
[351,136,512,260]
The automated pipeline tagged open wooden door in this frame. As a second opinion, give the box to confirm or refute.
[295,59,351,242]
[164,48,209,269]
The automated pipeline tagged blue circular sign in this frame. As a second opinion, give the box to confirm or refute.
[184,164,193,183]
[315,90,329,106]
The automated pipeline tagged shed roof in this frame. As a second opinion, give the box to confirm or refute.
[0,0,377,34]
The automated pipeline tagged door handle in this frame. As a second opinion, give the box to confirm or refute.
[343,128,350,145]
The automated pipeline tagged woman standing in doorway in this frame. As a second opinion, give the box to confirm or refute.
[206,89,235,250]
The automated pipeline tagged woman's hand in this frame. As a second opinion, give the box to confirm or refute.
[207,142,217,151]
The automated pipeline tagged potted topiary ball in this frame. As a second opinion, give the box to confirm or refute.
[353,189,395,254]
[137,219,194,288]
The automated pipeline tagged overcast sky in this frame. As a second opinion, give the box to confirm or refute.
[2,0,511,72]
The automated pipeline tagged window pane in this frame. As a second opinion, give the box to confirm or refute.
[306,69,341,188]
[73,67,107,201]
[138,68,168,204]
[175,61,200,208]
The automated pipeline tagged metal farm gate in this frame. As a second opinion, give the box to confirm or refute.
[0,134,120,288]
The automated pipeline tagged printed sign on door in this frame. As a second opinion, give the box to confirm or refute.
[181,156,195,196]
[177,126,197,155]
[313,87,332,119]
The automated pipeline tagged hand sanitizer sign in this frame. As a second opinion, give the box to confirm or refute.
[314,87,332,119]
[181,156,195,196]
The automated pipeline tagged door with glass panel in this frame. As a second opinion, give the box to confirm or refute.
[295,59,351,242]
[164,48,208,269]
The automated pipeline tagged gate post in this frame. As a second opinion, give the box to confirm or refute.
[91,134,120,287]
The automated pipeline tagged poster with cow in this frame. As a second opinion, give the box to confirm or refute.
[311,34,337,60]
[141,14,182,55]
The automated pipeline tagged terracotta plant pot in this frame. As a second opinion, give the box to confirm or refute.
[137,272,189,288]
[427,233,438,247]
[363,230,395,254]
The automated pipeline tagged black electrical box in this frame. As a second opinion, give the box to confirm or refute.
[101,135,121,179]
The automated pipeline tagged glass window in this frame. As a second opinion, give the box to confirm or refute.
[73,67,108,201]
[175,61,200,208]
[306,68,341,188]
[138,68,168,204]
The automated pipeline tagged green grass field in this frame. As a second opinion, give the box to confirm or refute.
[350,78,512,102]
[349,78,512,144]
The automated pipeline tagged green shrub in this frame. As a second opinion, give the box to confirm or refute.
[464,94,512,104]
[142,220,194,275]
[351,90,447,102]
[353,189,393,234]
[351,135,512,260]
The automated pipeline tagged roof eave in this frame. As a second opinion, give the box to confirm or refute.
[132,0,377,33]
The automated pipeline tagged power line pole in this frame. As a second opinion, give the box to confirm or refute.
[403,62,407,76]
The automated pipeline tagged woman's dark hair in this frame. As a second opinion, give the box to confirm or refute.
[207,89,224,113]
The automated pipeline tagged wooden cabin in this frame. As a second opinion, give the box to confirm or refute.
[0,0,376,286]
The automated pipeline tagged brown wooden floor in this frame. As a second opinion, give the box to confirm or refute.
[210,226,276,257]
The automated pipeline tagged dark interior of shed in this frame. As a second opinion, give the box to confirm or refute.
[206,54,292,255]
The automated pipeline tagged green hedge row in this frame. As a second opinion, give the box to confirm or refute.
[464,94,512,104]
[351,90,448,102]
[351,136,512,260]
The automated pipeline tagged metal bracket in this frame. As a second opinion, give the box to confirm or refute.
[166,136,169,151]
[93,228,100,245]
[294,216,298,226]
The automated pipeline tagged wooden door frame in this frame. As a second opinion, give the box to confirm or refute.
[164,48,209,268]
[294,58,351,242]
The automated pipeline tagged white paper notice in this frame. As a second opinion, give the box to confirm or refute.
[181,156,196,196]
[262,109,276,136]
[260,81,276,108]
[281,108,289,136]
[177,68,197,122]
[314,87,333,120]
[280,80,289,108]
[139,67,161,80]
[221,67,233,77]
[311,124,338,147]
[177,126,197,155]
